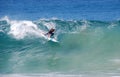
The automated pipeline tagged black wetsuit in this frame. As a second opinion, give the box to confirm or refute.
[48,31,54,37]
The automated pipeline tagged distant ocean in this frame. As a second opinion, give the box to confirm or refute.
[1,0,120,77]
[0,0,120,20]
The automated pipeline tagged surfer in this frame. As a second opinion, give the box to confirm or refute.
[45,28,55,38]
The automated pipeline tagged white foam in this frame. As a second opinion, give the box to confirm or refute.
[108,23,117,29]
[0,74,29,77]
[79,20,90,32]
[0,16,10,23]
[0,30,4,33]
[110,59,120,64]
[112,76,120,77]
[39,17,60,21]
[0,73,82,77]
[8,20,45,39]
[42,22,56,30]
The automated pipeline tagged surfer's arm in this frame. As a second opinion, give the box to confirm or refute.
[44,33,48,35]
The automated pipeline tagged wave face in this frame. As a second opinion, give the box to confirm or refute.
[1,17,120,76]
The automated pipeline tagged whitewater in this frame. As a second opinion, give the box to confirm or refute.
[1,16,120,77]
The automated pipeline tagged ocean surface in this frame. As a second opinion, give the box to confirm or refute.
[0,17,120,77]
[1,0,120,77]
[0,0,120,20]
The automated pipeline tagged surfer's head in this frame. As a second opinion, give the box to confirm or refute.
[50,28,55,32]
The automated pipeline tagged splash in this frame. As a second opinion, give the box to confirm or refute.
[8,20,45,39]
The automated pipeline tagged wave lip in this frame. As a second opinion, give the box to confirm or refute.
[0,16,120,40]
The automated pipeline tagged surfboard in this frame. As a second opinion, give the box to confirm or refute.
[41,33,58,42]
[47,37,58,42]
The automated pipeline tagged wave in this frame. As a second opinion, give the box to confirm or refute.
[0,16,120,39]
[1,16,120,75]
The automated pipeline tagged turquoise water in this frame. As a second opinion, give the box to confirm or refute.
[0,17,120,77]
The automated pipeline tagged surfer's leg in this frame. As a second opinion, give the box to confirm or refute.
[50,33,54,38]
[52,33,54,36]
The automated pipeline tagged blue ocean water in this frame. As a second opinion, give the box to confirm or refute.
[1,0,120,77]
[0,0,120,20]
